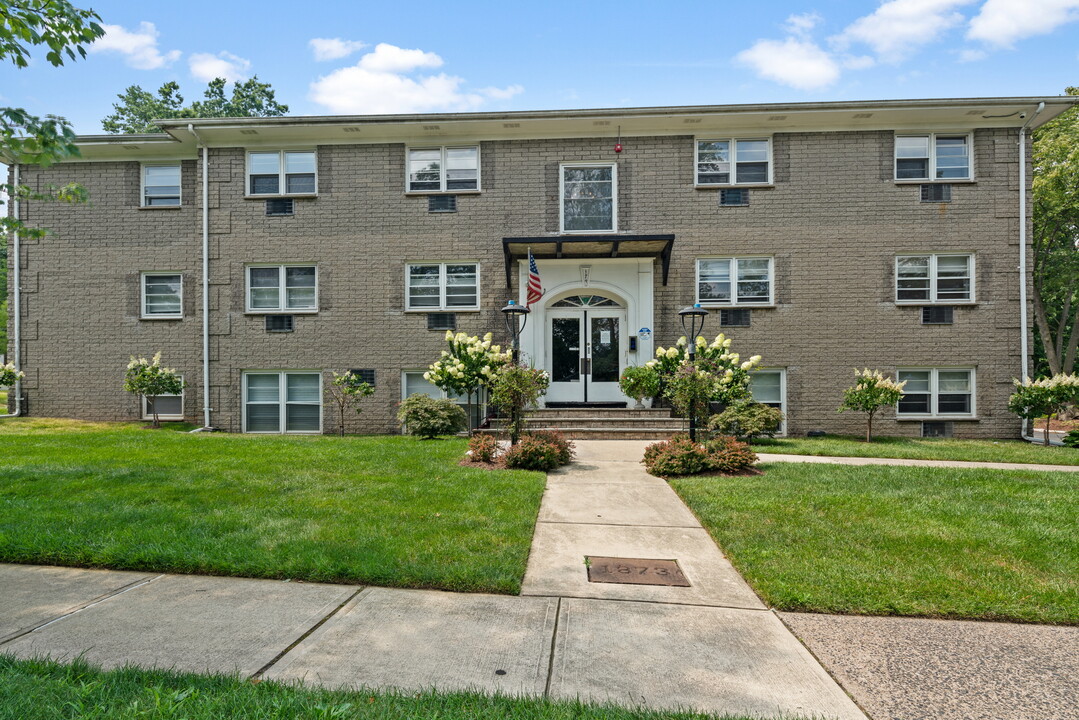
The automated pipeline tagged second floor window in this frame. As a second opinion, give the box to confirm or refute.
[141,273,182,319]
[697,257,773,306]
[246,265,317,312]
[696,139,771,185]
[248,151,316,195]
[408,146,479,192]
[896,254,973,303]
[561,164,616,233]
[895,134,971,181]
[142,165,180,206]
[407,262,479,310]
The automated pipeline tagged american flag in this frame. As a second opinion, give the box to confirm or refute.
[526,248,544,308]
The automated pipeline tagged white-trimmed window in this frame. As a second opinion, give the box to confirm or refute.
[895,134,971,181]
[749,369,786,435]
[246,265,317,313]
[402,371,485,429]
[243,371,322,433]
[406,262,479,310]
[142,164,181,206]
[561,163,617,233]
[247,151,316,195]
[696,257,773,306]
[897,368,975,418]
[142,376,184,421]
[896,254,973,303]
[407,146,479,192]
[141,273,183,319]
[696,139,771,185]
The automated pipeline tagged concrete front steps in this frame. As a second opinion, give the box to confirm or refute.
[483,407,686,440]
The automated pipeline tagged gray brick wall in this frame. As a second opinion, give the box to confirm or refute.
[7,128,1032,437]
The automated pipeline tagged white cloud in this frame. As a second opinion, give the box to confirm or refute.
[188,51,251,82]
[833,0,976,63]
[89,21,180,70]
[785,12,823,36]
[309,38,367,61]
[735,37,841,90]
[309,43,522,114]
[958,48,988,61]
[967,0,1079,47]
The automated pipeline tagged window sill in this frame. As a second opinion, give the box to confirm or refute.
[695,183,774,190]
[138,205,182,211]
[697,303,775,309]
[896,301,977,307]
[405,190,481,196]
[140,316,184,321]
[896,416,978,422]
[244,310,319,315]
[560,229,619,236]
[894,179,975,185]
[405,308,481,314]
[244,194,318,200]
[142,417,185,422]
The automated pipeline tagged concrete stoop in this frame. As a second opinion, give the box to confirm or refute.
[480,408,685,440]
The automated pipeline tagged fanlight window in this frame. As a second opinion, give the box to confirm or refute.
[551,295,622,308]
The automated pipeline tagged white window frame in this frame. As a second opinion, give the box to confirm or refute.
[405,261,480,311]
[401,370,486,430]
[695,138,773,186]
[140,163,181,207]
[142,375,184,421]
[560,162,618,234]
[695,257,775,307]
[242,371,323,434]
[749,368,787,436]
[896,367,976,419]
[405,145,481,194]
[140,272,183,319]
[894,133,974,182]
[245,150,318,197]
[895,253,975,304]
[245,264,319,314]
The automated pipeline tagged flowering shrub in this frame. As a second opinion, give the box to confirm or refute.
[837,368,907,442]
[642,433,757,477]
[708,401,784,441]
[1008,374,1079,446]
[504,434,564,471]
[524,430,575,464]
[123,353,185,428]
[618,365,660,405]
[1062,429,1079,448]
[397,394,466,439]
[467,433,502,463]
[426,331,511,433]
[326,370,375,436]
[490,365,550,444]
[0,362,24,388]
[646,334,761,412]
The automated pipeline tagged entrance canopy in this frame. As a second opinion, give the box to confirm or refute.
[502,235,674,287]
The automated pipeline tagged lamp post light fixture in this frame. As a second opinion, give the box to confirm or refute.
[501,300,530,363]
[678,303,709,441]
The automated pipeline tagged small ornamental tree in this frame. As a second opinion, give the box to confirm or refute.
[646,334,761,411]
[425,331,511,434]
[618,365,660,408]
[1008,373,1079,445]
[123,352,185,428]
[490,365,550,445]
[325,371,374,436]
[0,362,24,388]
[838,368,907,442]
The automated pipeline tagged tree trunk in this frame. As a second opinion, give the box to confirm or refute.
[866,410,874,443]
[1032,283,1062,376]
[1045,413,1052,446]
[339,401,346,437]
[466,391,474,437]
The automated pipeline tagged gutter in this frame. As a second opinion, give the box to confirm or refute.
[188,124,213,430]
[4,162,22,417]
[1018,102,1044,437]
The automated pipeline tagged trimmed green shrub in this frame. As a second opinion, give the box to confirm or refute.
[524,430,575,464]
[708,401,783,440]
[618,365,660,404]
[504,435,563,471]
[397,394,466,439]
[467,433,501,462]
[702,435,758,472]
[642,433,757,477]
[1063,429,1079,448]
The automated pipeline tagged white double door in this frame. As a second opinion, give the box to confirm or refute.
[545,308,626,403]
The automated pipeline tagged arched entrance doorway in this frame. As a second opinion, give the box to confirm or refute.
[545,293,627,404]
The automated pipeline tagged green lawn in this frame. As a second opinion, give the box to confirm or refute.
[753,434,1079,465]
[672,462,1079,624]
[0,390,7,409]
[0,419,545,594]
[0,657,758,720]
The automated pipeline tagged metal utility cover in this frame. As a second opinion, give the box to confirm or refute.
[586,557,691,587]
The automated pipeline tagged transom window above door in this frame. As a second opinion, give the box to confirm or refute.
[561,163,617,233]
[407,146,479,192]
[550,295,623,308]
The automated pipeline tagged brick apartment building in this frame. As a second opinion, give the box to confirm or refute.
[6,96,1076,437]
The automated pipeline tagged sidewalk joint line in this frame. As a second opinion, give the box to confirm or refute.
[536,520,705,529]
[523,592,770,612]
[543,596,562,698]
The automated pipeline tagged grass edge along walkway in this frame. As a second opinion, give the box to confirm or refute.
[752,434,1079,466]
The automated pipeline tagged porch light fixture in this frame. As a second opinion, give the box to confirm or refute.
[678,303,709,441]
[501,300,530,363]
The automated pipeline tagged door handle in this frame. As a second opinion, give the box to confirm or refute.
[580,358,591,375]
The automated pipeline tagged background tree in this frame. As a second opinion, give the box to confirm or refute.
[1032,86,1079,377]
[123,353,185,428]
[101,77,289,134]
[325,370,374,436]
[1008,374,1079,445]
[838,368,907,442]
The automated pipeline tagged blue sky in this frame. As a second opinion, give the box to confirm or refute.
[1,0,1078,133]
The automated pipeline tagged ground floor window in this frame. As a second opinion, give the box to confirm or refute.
[243,371,322,433]
[749,369,786,435]
[897,368,974,418]
[142,376,183,421]
[402,371,486,428]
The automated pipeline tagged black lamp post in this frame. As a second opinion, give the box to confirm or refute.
[678,303,709,441]
[501,300,530,364]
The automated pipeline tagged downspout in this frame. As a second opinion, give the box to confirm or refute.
[1018,102,1044,440]
[188,124,212,429]
[5,162,23,416]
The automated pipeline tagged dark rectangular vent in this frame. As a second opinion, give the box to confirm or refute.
[922,306,954,325]
[349,368,376,386]
[428,195,457,213]
[427,312,457,331]
[719,188,749,206]
[265,315,294,332]
[921,421,953,438]
[920,184,952,202]
[719,309,751,327]
[266,198,294,216]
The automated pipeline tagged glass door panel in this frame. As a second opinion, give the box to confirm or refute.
[590,316,619,383]
[551,317,581,383]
